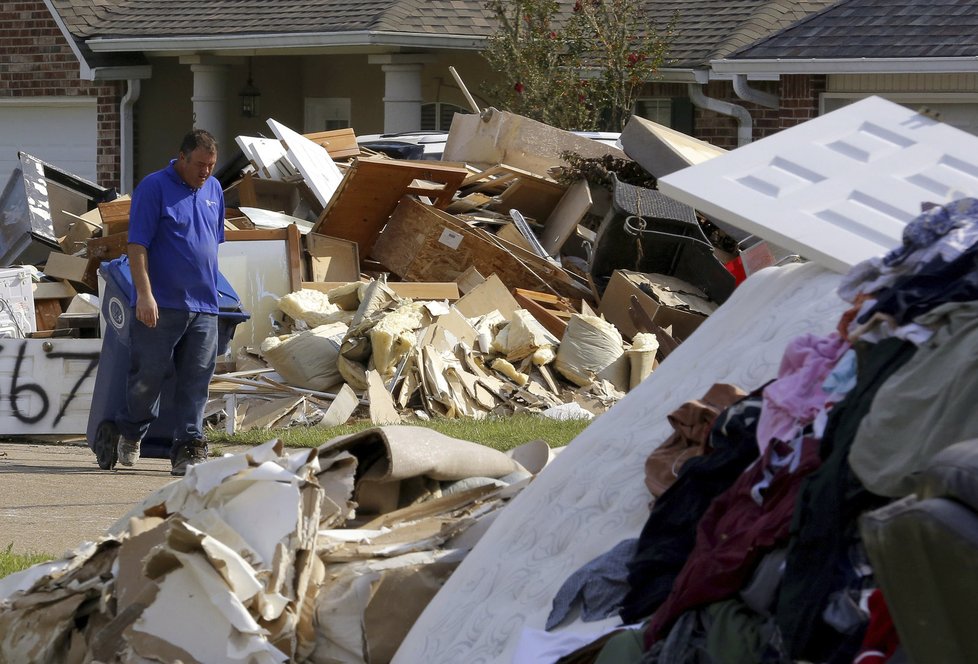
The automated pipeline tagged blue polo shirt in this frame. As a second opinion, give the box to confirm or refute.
[127,161,225,313]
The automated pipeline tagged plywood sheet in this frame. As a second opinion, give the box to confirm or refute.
[311,157,468,257]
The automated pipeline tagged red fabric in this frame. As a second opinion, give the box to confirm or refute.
[646,436,823,644]
[852,589,899,664]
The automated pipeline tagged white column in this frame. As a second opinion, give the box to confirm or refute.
[187,61,229,163]
[380,63,423,133]
[369,54,435,134]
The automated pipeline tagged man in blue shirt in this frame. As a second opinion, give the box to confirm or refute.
[113,129,225,476]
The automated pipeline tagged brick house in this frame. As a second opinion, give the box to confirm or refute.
[2,0,975,195]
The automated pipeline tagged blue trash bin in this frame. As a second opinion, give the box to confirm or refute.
[87,255,250,467]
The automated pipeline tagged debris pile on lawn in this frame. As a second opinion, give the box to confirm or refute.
[0,107,778,442]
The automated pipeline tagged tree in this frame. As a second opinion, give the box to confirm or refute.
[482,0,675,132]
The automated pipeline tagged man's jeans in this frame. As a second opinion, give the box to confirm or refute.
[116,308,218,448]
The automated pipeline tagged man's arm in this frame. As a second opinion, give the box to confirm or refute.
[128,243,158,328]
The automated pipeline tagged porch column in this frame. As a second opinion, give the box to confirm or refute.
[369,54,435,134]
[181,56,230,166]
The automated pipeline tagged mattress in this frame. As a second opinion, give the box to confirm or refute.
[394,261,847,663]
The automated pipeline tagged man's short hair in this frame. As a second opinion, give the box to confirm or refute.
[180,129,218,156]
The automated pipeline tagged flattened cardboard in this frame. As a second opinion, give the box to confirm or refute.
[33,280,76,300]
[304,233,360,283]
[43,252,91,290]
[598,270,708,342]
[367,370,402,425]
[453,273,520,320]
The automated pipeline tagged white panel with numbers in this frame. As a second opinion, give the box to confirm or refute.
[0,338,100,434]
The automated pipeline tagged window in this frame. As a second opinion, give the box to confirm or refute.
[303,98,351,132]
[421,103,470,131]
[634,97,672,126]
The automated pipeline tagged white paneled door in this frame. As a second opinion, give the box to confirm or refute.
[659,96,978,273]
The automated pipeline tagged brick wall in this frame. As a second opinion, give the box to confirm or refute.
[0,0,123,188]
[779,74,826,130]
[647,76,825,148]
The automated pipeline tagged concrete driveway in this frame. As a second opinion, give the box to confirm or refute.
[0,441,176,556]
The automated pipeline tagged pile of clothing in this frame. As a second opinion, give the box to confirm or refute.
[541,198,978,664]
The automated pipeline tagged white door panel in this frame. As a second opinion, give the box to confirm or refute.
[659,96,978,272]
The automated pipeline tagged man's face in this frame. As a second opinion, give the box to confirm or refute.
[175,147,217,189]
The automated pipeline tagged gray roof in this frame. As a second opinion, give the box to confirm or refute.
[50,0,498,39]
[48,0,834,67]
[730,0,978,59]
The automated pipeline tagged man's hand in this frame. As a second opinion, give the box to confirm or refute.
[135,292,158,328]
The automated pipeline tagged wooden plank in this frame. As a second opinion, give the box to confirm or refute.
[34,298,62,332]
[300,280,460,301]
[97,199,131,236]
[310,157,468,257]
[303,128,361,160]
[371,198,588,301]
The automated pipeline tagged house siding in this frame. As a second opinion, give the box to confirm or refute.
[0,0,123,188]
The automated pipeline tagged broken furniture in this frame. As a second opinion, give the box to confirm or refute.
[590,174,736,305]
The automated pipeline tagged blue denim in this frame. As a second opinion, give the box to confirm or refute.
[116,308,218,450]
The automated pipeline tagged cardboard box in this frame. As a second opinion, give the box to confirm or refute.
[43,252,91,290]
[599,270,711,342]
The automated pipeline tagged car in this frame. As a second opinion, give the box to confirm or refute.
[356,129,622,161]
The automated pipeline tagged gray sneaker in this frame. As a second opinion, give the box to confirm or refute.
[170,440,209,477]
[117,437,141,467]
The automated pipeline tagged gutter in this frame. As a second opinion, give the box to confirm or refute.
[120,80,141,195]
[712,56,978,76]
[687,83,753,147]
[86,31,486,53]
[733,74,778,109]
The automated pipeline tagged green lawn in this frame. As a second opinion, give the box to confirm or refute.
[0,544,52,580]
[207,412,593,453]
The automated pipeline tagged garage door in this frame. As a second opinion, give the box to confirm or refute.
[0,98,97,187]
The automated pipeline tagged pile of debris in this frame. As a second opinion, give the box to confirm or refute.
[0,108,781,436]
[0,425,553,662]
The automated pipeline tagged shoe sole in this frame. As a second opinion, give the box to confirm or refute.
[94,422,119,471]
